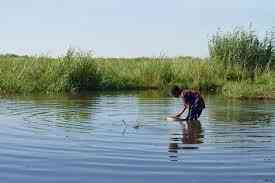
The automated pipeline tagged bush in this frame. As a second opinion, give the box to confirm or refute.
[61,51,101,92]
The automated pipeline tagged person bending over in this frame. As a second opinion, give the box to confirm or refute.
[171,85,205,120]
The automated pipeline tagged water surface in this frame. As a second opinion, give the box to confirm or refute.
[0,91,274,183]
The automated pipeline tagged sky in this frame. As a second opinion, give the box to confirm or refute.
[0,0,274,57]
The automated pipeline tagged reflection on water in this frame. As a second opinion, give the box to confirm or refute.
[0,92,274,183]
[169,120,203,160]
[208,97,273,125]
[181,120,203,144]
[0,94,98,133]
[206,96,274,149]
[56,95,93,122]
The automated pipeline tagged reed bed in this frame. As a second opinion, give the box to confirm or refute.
[209,26,275,79]
[0,54,100,94]
[1,26,275,98]
[208,26,275,98]
[0,54,221,94]
[0,53,275,98]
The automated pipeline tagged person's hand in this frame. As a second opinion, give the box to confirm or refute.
[175,113,181,118]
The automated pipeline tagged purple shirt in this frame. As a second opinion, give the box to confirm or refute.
[180,90,201,106]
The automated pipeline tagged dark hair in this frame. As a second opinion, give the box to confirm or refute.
[170,85,182,97]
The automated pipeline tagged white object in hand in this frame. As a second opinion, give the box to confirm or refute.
[166,116,186,121]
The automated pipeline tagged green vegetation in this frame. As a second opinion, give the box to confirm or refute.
[0,26,275,98]
[209,26,275,98]
[209,27,275,71]
[0,53,218,94]
[0,51,100,94]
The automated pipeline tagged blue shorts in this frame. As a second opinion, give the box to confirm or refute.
[188,97,205,120]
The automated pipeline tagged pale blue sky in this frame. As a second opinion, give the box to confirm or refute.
[0,0,274,57]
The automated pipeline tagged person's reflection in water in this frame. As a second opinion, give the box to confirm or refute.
[169,120,203,161]
[182,120,203,144]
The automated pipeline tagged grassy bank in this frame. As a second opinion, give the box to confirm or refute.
[0,53,275,98]
[1,26,275,98]
[0,54,215,94]
[208,26,275,99]
[222,72,275,99]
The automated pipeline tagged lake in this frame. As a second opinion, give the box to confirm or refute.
[0,91,274,183]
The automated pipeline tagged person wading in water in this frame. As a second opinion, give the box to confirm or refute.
[170,85,205,120]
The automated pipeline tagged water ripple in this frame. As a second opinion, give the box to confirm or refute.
[0,93,274,183]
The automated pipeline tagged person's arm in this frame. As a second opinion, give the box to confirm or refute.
[175,104,187,117]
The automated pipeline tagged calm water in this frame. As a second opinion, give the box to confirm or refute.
[0,91,274,183]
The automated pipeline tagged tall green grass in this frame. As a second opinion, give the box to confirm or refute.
[96,56,228,92]
[222,71,275,99]
[1,51,274,98]
[0,52,100,94]
[0,26,275,98]
[0,54,224,94]
[209,26,275,80]
[207,26,275,98]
